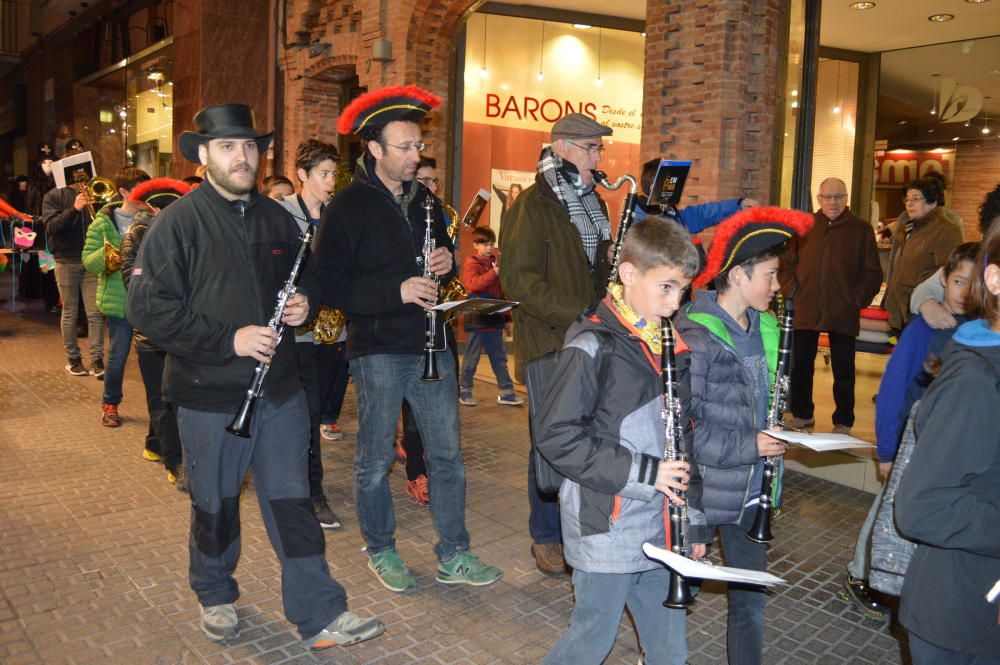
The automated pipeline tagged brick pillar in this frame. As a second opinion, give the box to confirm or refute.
[641,0,782,206]
[172,0,270,178]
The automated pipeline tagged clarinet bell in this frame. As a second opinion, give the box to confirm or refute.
[225,398,255,438]
[746,505,774,544]
[421,348,442,382]
[664,570,694,609]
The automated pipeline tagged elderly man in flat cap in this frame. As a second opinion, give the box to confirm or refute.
[127,103,383,651]
[498,113,614,575]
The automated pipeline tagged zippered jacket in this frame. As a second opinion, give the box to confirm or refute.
[674,295,778,526]
[126,180,317,412]
[312,155,454,361]
[535,299,708,574]
[82,201,127,318]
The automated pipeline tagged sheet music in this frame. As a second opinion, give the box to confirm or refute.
[768,430,874,451]
[642,543,786,586]
[431,298,518,314]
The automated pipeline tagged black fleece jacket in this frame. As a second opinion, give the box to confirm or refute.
[126,180,316,412]
[41,186,93,259]
[313,155,455,361]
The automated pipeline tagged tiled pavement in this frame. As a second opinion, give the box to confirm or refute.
[0,294,909,664]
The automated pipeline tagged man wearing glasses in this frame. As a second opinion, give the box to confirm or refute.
[314,86,503,593]
[499,113,614,576]
[778,177,883,436]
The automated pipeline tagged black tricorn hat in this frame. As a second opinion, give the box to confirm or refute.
[178,104,273,164]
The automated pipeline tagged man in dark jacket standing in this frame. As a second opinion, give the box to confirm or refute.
[313,86,502,594]
[779,177,882,434]
[41,139,105,377]
[498,113,612,575]
[126,104,383,652]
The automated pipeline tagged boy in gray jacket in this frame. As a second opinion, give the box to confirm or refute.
[536,217,707,665]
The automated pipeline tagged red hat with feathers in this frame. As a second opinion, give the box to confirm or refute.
[129,178,191,210]
[693,206,814,290]
[337,85,441,138]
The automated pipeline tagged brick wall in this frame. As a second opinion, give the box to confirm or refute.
[641,0,782,209]
[951,139,1000,239]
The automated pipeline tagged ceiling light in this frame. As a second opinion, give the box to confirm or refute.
[833,105,841,114]
[573,24,592,29]
[791,101,799,108]
[928,13,954,21]
[849,2,876,9]
[791,89,798,96]
[952,137,960,141]
[964,0,990,4]
[536,71,544,81]
[898,120,907,125]
[641,32,646,37]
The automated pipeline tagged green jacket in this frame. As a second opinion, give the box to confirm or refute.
[82,202,127,318]
[498,174,610,382]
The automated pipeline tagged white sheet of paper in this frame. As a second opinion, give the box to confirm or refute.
[51,151,96,189]
[431,299,518,313]
[987,578,1000,603]
[768,430,874,451]
[642,543,787,586]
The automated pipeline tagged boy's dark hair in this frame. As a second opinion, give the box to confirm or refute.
[978,184,1000,238]
[261,175,293,194]
[969,232,1000,324]
[902,177,945,208]
[714,244,786,294]
[471,226,496,244]
[640,158,660,197]
[619,216,700,278]
[295,140,339,176]
[418,156,437,170]
[944,242,981,277]
[115,167,150,192]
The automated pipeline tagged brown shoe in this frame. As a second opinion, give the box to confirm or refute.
[531,542,566,576]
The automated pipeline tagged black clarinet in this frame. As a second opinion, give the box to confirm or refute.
[226,224,315,438]
[746,295,793,543]
[661,317,694,608]
[592,170,639,287]
[419,195,443,381]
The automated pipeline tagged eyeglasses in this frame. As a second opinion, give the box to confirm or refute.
[903,196,926,204]
[417,177,439,187]
[383,141,427,153]
[567,141,605,156]
[818,194,847,202]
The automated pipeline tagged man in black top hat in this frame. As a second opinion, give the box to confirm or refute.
[313,85,503,593]
[127,103,383,651]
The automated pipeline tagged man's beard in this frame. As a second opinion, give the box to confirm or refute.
[206,156,257,197]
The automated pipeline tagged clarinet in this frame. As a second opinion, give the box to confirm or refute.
[746,295,793,543]
[661,317,694,608]
[420,195,443,381]
[226,224,315,438]
[592,170,639,287]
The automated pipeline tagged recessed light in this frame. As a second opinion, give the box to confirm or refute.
[964,0,990,4]
[573,24,592,29]
[928,13,955,22]
[898,120,907,125]
[952,137,960,141]
[849,2,876,9]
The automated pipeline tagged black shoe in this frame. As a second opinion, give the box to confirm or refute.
[90,359,105,380]
[65,359,89,376]
[312,496,342,529]
[839,574,889,620]
[168,466,189,493]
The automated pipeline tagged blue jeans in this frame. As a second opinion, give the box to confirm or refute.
[54,260,103,364]
[528,449,562,543]
[460,329,514,396]
[103,315,133,405]
[351,351,469,562]
[909,632,1000,665]
[542,567,687,665]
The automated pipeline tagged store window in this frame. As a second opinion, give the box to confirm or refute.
[774,0,805,208]
[74,39,173,179]
[811,57,860,203]
[459,12,644,235]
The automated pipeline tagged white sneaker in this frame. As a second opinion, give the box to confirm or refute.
[497,394,525,406]
[459,395,478,406]
[200,603,239,642]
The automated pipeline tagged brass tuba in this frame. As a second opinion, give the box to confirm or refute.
[73,176,118,217]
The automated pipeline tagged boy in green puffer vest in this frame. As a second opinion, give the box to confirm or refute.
[82,167,150,427]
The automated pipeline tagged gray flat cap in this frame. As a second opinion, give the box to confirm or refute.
[551,113,613,141]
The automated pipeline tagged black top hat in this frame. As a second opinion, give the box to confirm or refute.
[178,104,273,164]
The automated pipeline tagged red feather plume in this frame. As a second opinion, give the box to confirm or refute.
[692,206,814,289]
[128,177,192,205]
[336,85,442,135]
[0,197,31,221]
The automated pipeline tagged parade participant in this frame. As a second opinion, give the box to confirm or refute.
[498,112,613,576]
[82,167,151,427]
[314,86,503,592]
[41,139,105,377]
[537,217,707,665]
[675,206,813,665]
[278,139,343,530]
[126,103,383,650]
[121,178,192,490]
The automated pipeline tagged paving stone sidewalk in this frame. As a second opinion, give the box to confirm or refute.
[0,297,909,664]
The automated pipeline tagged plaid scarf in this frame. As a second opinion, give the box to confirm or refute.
[538,147,610,265]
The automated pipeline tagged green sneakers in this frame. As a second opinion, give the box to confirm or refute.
[436,552,503,587]
[368,549,417,593]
